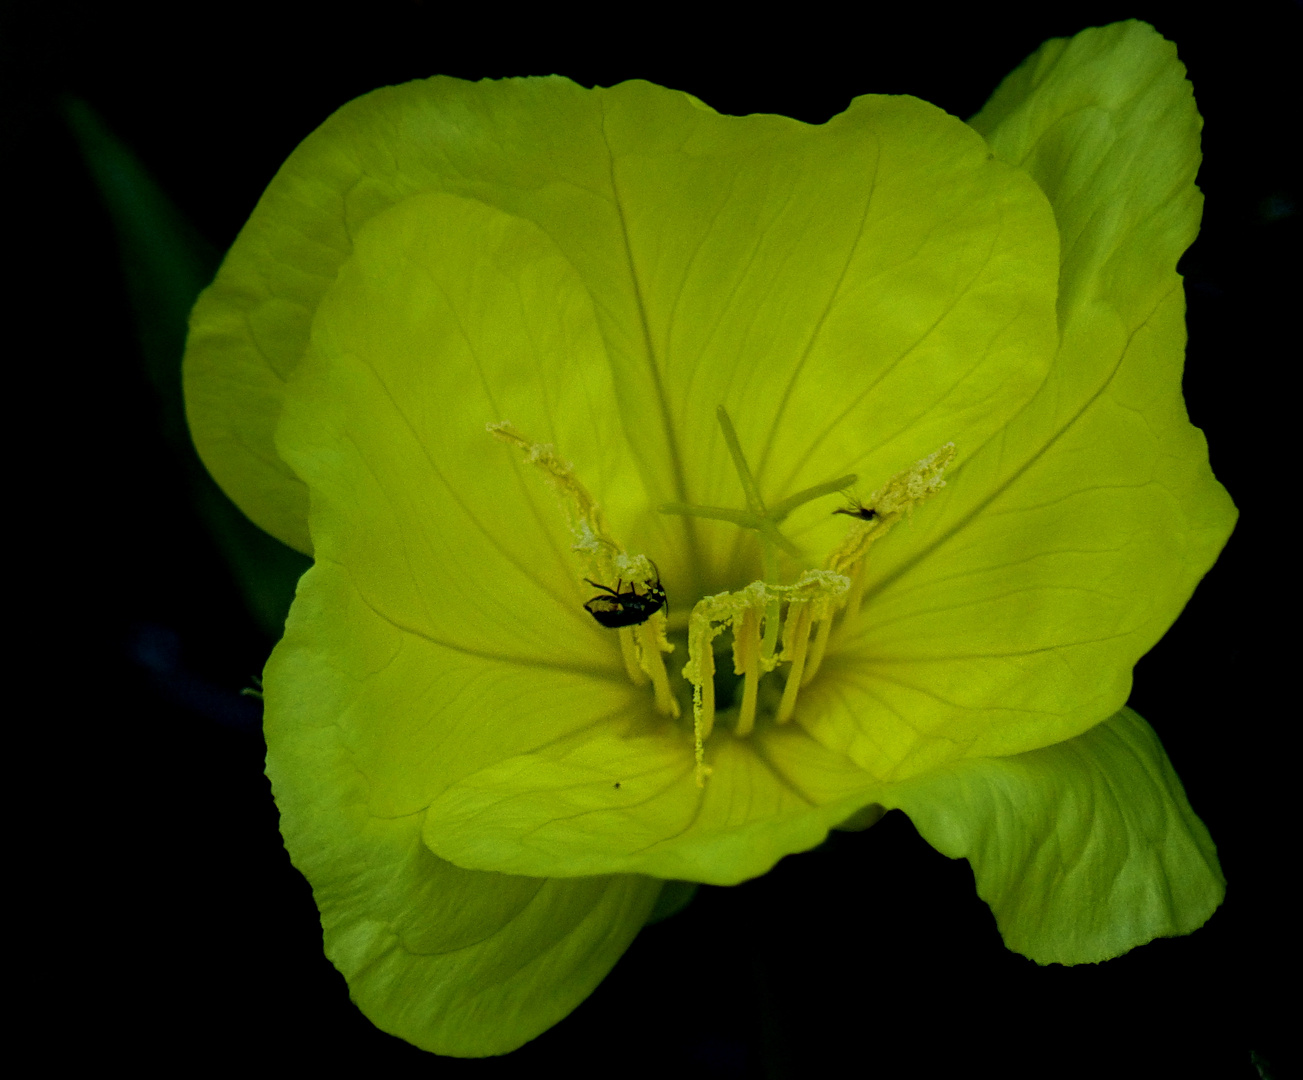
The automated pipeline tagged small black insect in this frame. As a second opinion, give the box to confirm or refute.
[833,503,877,521]
[583,564,668,628]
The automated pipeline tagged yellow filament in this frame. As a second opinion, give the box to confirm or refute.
[685,594,731,785]
[733,604,762,737]
[837,557,869,637]
[488,421,623,580]
[692,644,715,788]
[759,595,782,663]
[828,443,957,641]
[636,616,679,718]
[495,421,957,785]
[681,573,847,780]
[776,600,815,723]
[618,627,648,686]
[802,614,833,686]
[490,421,667,705]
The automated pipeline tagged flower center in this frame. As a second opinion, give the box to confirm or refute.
[489,413,955,786]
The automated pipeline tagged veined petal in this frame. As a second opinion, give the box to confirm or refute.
[267,80,1059,881]
[799,21,1236,780]
[192,20,1232,1055]
[264,573,661,1056]
[881,707,1224,964]
[423,723,883,885]
[186,75,1059,573]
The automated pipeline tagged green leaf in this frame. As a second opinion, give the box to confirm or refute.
[644,880,699,925]
[65,97,309,637]
[882,708,1224,964]
[797,19,1237,779]
[264,566,661,1057]
[63,97,218,409]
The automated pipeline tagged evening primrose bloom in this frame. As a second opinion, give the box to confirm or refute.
[184,20,1232,1057]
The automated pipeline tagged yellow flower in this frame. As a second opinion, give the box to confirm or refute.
[184,20,1231,1056]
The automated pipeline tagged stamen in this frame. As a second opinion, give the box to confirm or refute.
[635,618,679,718]
[759,581,782,663]
[617,628,648,686]
[802,610,834,686]
[488,421,622,581]
[684,591,735,785]
[841,558,869,629]
[776,600,814,723]
[492,416,958,785]
[732,603,763,737]
[490,421,675,714]
[773,572,847,722]
[682,571,849,782]
[828,443,956,573]
[829,442,957,634]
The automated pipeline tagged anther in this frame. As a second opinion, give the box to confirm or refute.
[682,571,849,783]
[828,442,957,632]
[776,600,814,723]
[490,418,957,788]
[489,421,676,714]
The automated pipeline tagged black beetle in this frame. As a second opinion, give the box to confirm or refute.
[583,565,667,628]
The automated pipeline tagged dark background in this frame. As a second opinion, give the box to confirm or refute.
[9,3,1294,1076]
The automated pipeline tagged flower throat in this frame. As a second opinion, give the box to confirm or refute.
[490,410,954,786]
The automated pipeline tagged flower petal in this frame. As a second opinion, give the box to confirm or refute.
[422,723,883,885]
[880,707,1224,964]
[185,75,1059,573]
[279,190,636,658]
[800,21,1237,780]
[266,80,1059,880]
[264,568,661,1057]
